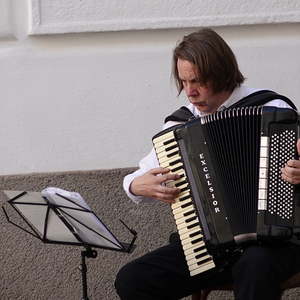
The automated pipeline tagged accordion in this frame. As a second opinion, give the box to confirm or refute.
[152,106,300,276]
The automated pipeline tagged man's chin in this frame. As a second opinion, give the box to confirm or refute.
[195,104,211,113]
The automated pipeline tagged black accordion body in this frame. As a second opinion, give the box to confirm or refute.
[152,106,300,276]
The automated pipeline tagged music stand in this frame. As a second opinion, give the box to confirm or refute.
[2,188,137,300]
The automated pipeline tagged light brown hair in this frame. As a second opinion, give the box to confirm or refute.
[172,28,245,94]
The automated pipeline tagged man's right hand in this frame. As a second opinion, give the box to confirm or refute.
[130,167,181,203]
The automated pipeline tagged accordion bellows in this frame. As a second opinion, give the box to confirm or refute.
[153,106,299,276]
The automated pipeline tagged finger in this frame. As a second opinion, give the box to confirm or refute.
[297,139,300,156]
[149,167,171,175]
[154,192,177,203]
[282,172,300,185]
[158,173,181,184]
[155,185,180,197]
[163,186,181,195]
[284,165,300,178]
[286,159,300,168]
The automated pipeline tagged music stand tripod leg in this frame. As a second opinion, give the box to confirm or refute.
[80,247,97,300]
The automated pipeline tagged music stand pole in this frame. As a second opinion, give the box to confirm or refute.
[80,247,97,300]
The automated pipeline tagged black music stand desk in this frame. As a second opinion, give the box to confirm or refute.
[2,188,137,300]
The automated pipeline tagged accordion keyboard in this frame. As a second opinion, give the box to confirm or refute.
[153,130,215,276]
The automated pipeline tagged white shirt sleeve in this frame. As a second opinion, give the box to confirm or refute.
[123,120,182,204]
[264,99,292,109]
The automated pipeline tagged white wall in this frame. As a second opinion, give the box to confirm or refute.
[0,0,300,175]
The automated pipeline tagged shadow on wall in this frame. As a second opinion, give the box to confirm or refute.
[0,168,176,300]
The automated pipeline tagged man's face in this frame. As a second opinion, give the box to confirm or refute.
[177,58,228,114]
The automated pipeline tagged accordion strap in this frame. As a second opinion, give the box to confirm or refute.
[164,106,195,123]
[229,90,297,110]
[164,90,297,123]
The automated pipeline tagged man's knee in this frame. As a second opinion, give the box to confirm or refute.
[115,262,136,298]
[115,260,149,299]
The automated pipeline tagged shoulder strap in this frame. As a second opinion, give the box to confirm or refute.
[229,90,297,110]
[164,90,297,123]
[164,106,195,123]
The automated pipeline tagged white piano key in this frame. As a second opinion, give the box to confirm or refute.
[182,240,205,251]
[157,152,180,162]
[179,227,201,240]
[187,254,212,267]
[185,246,207,259]
[172,199,191,210]
[175,213,197,226]
[155,142,178,154]
[153,131,175,144]
[180,234,202,246]
[172,193,191,206]
[177,218,199,231]
[189,261,215,276]
[160,156,182,168]
[172,205,195,217]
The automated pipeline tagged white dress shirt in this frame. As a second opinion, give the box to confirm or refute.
[123,85,292,204]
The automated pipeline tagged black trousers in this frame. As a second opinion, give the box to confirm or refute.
[115,237,300,300]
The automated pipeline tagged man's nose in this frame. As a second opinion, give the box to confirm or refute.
[185,83,196,95]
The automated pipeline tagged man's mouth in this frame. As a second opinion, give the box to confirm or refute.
[192,102,207,107]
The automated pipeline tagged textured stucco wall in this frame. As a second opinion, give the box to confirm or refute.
[0,1,299,176]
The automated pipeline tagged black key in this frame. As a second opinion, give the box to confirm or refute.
[190,230,202,238]
[167,150,179,158]
[196,257,213,265]
[191,237,203,244]
[166,144,178,152]
[163,138,176,146]
[175,180,187,187]
[171,166,183,172]
[187,222,200,230]
[179,194,190,202]
[181,201,193,209]
[183,209,195,217]
[169,159,181,166]
[194,245,206,253]
[195,252,209,259]
[185,216,197,223]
